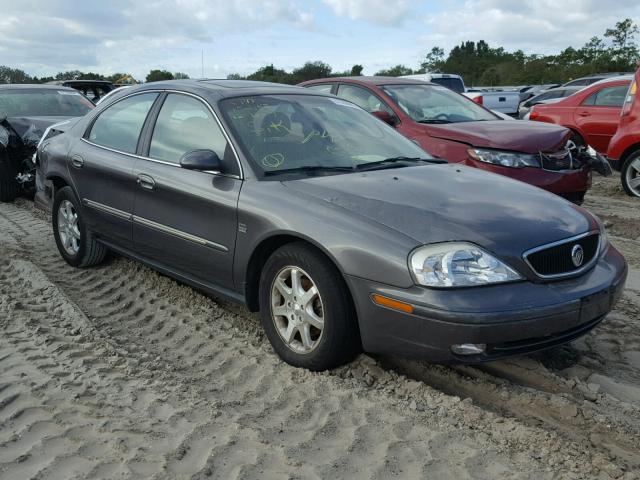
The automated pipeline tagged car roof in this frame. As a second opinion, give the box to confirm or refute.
[0,84,78,91]
[586,75,634,87]
[47,80,113,85]
[125,79,331,99]
[302,76,433,86]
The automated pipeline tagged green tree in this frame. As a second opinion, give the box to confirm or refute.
[145,70,174,82]
[604,18,639,70]
[350,64,364,76]
[226,73,243,80]
[78,72,105,80]
[247,64,292,83]
[420,46,445,72]
[173,72,190,79]
[55,70,84,81]
[374,64,414,76]
[292,61,332,83]
[0,66,32,84]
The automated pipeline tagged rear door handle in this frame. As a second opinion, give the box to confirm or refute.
[578,111,591,117]
[71,155,84,168]
[137,174,156,191]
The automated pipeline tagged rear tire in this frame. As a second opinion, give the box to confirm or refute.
[621,151,640,198]
[52,186,107,267]
[258,242,360,371]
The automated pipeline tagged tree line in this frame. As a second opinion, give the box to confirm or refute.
[0,68,189,85]
[1,18,637,87]
[228,18,639,86]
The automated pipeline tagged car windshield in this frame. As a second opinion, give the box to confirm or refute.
[220,94,432,176]
[0,89,94,117]
[380,84,498,123]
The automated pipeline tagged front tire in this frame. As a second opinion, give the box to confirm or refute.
[258,243,360,371]
[621,152,640,198]
[52,186,107,267]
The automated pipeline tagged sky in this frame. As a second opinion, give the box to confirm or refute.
[0,0,639,80]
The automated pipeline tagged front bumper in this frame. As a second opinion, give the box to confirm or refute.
[346,245,627,363]
[465,159,591,201]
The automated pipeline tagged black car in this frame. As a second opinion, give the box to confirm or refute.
[47,80,115,103]
[0,85,93,201]
[37,80,627,371]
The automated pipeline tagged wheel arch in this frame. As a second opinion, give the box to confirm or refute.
[619,142,640,164]
[243,233,352,313]
[563,126,586,145]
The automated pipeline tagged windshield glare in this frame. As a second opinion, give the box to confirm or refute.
[221,94,430,175]
[381,84,498,123]
[0,89,94,117]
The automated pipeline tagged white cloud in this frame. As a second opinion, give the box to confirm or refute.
[0,0,315,77]
[422,0,640,55]
[0,0,638,80]
[322,0,410,25]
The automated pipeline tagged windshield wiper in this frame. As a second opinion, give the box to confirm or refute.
[417,119,453,124]
[263,165,353,177]
[354,156,446,171]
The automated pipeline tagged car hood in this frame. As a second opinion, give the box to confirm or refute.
[4,116,78,146]
[423,120,570,153]
[284,164,593,259]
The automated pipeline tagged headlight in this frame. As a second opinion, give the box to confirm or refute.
[591,214,610,255]
[468,148,541,168]
[409,242,523,288]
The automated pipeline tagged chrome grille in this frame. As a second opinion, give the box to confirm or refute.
[524,232,600,278]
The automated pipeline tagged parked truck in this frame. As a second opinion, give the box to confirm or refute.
[401,74,520,117]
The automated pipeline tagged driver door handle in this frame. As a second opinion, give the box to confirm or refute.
[71,155,84,168]
[578,111,591,117]
[137,174,156,191]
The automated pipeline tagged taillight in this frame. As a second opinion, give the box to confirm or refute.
[473,95,483,106]
[529,108,539,120]
[621,80,637,116]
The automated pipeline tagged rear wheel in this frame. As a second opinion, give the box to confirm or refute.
[621,152,640,198]
[52,186,108,267]
[258,242,360,371]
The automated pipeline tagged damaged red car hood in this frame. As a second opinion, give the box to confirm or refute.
[423,120,571,153]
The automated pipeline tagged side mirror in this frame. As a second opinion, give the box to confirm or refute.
[371,110,398,126]
[180,149,223,172]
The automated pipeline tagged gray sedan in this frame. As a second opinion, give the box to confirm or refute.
[36,80,628,370]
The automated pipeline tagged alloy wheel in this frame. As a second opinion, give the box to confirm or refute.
[57,200,81,256]
[625,157,640,197]
[271,266,324,354]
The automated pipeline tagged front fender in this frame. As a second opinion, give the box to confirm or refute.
[233,180,419,290]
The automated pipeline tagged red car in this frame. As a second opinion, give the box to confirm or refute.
[299,77,606,203]
[607,68,640,197]
[529,76,632,154]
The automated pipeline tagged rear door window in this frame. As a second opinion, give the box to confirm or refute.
[88,92,158,153]
[336,84,394,114]
[582,85,628,107]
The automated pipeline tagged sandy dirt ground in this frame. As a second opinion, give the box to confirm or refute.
[0,176,639,479]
